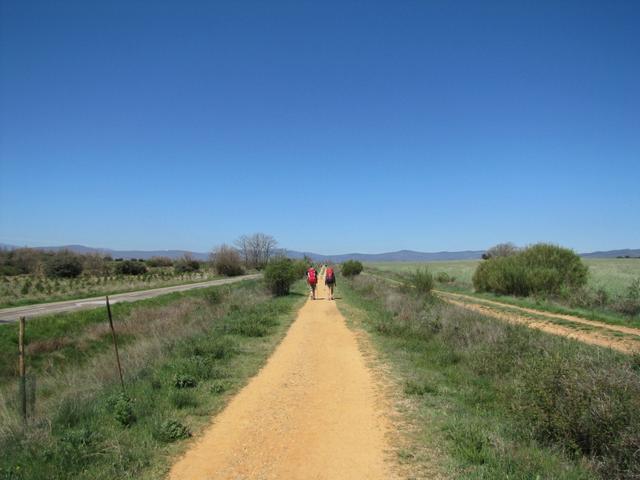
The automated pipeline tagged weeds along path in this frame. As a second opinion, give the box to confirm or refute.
[366,274,640,354]
[168,278,396,480]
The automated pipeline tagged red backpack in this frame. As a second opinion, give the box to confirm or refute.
[307,268,317,285]
[326,268,335,282]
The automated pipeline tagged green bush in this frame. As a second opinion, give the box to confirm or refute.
[45,251,83,278]
[342,260,363,277]
[473,243,588,296]
[174,255,201,273]
[153,419,191,443]
[114,260,148,276]
[292,260,309,279]
[516,352,640,477]
[173,373,197,389]
[435,272,453,283]
[263,257,297,296]
[408,268,434,295]
[146,256,174,267]
[105,393,136,427]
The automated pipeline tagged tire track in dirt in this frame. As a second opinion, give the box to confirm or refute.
[168,277,397,480]
[365,273,640,354]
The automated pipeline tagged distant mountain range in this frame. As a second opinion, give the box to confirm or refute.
[2,243,638,261]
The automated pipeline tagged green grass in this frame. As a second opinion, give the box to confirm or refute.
[368,258,640,295]
[338,275,640,479]
[0,280,257,385]
[0,279,307,480]
[367,258,640,326]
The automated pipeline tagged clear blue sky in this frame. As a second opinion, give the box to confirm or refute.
[1,0,638,254]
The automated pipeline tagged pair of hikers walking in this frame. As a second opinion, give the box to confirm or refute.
[307,265,336,300]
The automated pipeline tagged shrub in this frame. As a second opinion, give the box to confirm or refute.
[211,245,244,276]
[436,272,453,283]
[146,256,174,267]
[342,260,363,277]
[516,352,640,476]
[153,419,191,442]
[173,373,197,389]
[44,251,83,278]
[292,260,309,279]
[473,243,588,296]
[482,242,519,260]
[263,257,297,296]
[174,254,201,273]
[408,268,434,295]
[114,260,147,276]
[210,380,229,394]
[106,393,136,427]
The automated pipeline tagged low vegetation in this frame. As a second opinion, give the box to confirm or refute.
[341,260,363,277]
[0,279,305,479]
[340,275,640,479]
[368,255,640,323]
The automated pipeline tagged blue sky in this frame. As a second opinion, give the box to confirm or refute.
[1,0,638,254]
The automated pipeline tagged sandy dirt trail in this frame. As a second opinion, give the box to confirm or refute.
[168,275,395,480]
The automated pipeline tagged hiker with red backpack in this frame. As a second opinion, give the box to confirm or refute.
[325,265,336,300]
[307,265,318,300]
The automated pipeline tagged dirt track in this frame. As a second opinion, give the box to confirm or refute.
[168,276,395,479]
[435,291,640,354]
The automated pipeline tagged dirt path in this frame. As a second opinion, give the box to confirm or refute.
[168,276,396,480]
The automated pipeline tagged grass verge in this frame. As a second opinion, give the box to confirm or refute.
[338,276,640,479]
[0,279,306,480]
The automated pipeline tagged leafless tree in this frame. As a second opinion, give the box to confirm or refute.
[234,233,278,269]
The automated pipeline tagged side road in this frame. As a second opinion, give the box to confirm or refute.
[0,274,261,323]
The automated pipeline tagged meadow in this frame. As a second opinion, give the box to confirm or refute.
[367,258,640,325]
[368,258,640,295]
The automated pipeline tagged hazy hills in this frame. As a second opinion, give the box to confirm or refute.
[2,244,638,262]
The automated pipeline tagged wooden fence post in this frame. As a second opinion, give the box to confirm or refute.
[19,316,27,423]
[106,296,125,391]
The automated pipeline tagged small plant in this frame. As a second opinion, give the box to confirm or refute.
[435,272,451,283]
[153,419,191,443]
[173,373,197,389]
[105,392,136,427]
[210,380,229,394]
[170,390,198,409]
[204,288,223,305]
[408,268,434,295]
[341,260,363,278]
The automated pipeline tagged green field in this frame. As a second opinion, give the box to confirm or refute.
[367,258,640,295]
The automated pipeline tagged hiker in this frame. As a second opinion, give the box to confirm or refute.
[307,265,318,300]
[325,265,336,300]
